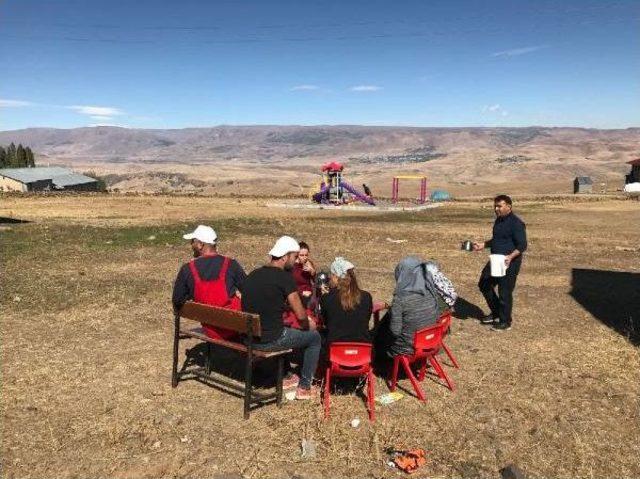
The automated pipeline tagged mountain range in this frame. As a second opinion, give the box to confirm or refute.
[1,126,638,195]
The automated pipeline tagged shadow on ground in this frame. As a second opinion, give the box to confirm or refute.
[181,342,285,389]
[570,268,640,346]
[0,217,30,224]
[453,296,485,320]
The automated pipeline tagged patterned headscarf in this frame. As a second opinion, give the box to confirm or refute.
[330,256,355,278]
[394,255,458,307]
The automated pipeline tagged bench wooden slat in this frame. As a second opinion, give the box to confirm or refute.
[180,326,292,358]
[179,301,261,336]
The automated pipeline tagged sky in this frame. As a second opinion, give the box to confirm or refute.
[1,0,639,130]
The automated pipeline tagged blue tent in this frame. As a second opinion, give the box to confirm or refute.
[430,190,452,202]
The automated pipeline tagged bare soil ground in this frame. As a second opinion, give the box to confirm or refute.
[1,194,639,478]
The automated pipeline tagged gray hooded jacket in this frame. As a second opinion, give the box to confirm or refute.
[388,256,456,356]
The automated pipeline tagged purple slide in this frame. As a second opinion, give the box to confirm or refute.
[341,181,376,205]
[312,184,331,203]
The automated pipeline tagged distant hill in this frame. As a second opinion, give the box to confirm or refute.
[0,125,637,163]
[1,125,637,195]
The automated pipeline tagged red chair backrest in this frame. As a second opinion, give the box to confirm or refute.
[412,323,443,358]
[329,342,372,371]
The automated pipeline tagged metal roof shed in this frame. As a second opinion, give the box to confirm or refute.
[574,176,593,194]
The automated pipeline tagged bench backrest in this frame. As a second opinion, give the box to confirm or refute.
[178,301,262,337]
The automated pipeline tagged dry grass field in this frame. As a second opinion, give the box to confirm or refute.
[1,193,639,478]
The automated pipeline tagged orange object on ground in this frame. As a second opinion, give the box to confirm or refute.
[392,448,427,474]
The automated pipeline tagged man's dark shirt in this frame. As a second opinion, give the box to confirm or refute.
[172,255,246,311]
[487,212,527,257]
[241,266,297,343]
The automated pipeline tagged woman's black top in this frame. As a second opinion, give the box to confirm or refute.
[320,288,373,344]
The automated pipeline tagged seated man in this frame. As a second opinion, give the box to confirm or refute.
[241,236,321,400]
[172,225,247,340]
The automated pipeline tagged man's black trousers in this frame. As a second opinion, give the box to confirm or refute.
[478,258,522,325]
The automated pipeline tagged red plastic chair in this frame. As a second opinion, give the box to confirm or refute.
[324,342,375,421]
[436,311,460,369]
[388,323,455,402]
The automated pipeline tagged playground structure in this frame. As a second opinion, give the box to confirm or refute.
[392,175,428,204]
[311,161,375,205]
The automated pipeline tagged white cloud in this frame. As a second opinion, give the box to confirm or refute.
[492,45,548,58]
[0,99,133,126]
[349,85,382,92]
[290,84,320,91]
[68,105,124,117]
[0,99,34,107]
[89,115,115,121]
[483,104,509,116]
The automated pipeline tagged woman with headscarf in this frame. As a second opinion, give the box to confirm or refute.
[320,257,373,344]
[377,256,457,358]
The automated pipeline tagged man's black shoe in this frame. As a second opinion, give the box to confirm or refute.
[491,322,512,331]
[480,314,498,324]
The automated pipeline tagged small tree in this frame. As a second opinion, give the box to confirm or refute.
[15,144,26,167]
[7,143,17,166]
[25,147,35,167]
[0,146,6,168]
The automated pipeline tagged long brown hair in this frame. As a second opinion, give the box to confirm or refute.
[337,269,362,311]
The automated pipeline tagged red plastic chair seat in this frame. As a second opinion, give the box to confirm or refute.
[324,342,375,421]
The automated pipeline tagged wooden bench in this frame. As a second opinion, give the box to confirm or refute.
[172,301,292,419]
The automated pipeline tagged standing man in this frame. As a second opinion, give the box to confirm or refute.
[473,195,527,331]
[241,236,321,400]
[172,225,247,340]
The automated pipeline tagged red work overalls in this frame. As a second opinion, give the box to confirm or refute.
[189,254,241,340]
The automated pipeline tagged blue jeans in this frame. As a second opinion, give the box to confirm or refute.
[254,327,321,389]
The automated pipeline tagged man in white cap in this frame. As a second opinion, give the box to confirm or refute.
[172,225,247,340]
[241,235,321,400]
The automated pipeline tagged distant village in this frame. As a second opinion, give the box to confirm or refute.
[350,146,446,164]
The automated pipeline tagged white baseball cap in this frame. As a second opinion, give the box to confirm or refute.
[183,225,217,244]
[268,235,300,257]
